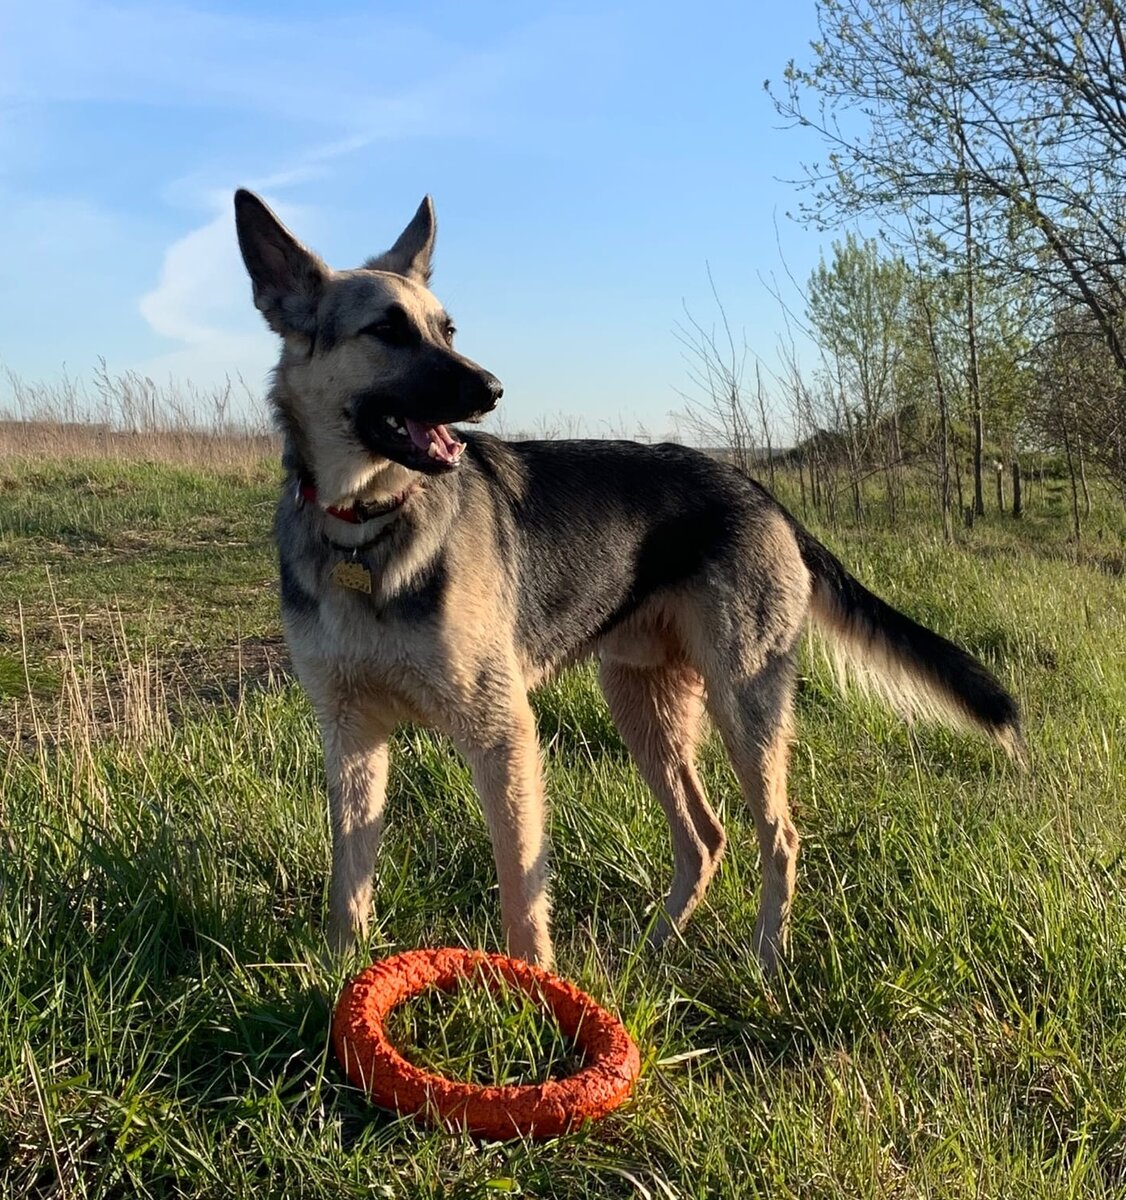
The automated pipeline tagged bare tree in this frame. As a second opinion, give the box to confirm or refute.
[676,269,777,476]
[772,0,1126,502]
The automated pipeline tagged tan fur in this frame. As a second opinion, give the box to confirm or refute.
[297,668,396,953]
[287,497,816,972]
[716,708,797,974]
[237,190,1021,979]
[807,579,1024,760]
[457,677,553,967]
[279,273,452,506]
[599,660,727,944]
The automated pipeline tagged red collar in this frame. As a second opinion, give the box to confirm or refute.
[298,481,363,524]
[298,479,419,524]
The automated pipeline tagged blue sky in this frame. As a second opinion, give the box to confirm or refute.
[0,0,831,437]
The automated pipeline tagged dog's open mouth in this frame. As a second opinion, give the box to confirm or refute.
[369,415,466,472]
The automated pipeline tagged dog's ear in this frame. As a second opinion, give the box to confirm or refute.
[234,190,327,337]
[364,196,436,283]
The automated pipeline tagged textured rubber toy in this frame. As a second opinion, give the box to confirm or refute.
[332,948,641,1139]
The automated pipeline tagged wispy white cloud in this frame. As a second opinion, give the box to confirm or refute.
[130,72,478,392]
[140,211,238,346]
[123,4,599,395]
[1,0,620,408]
[134,198,296,397]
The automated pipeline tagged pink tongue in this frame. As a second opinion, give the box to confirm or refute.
[403,419,463,464]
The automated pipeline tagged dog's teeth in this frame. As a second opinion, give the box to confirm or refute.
[427,443,440,458]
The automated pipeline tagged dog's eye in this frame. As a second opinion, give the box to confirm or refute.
[360,319,403,344]
[444,324,456,346]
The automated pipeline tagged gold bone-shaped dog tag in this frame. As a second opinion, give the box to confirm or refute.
[331,560,372,593]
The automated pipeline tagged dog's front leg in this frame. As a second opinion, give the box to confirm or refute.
[456,699,553,968]
[316,704,393,956]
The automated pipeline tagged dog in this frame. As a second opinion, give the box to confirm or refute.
[234,189,1023,973]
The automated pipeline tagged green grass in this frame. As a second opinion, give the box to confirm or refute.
[2,454,1126,1197]
[385,974,583,1087]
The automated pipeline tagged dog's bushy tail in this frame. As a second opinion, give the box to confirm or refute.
[793,523,1025,762]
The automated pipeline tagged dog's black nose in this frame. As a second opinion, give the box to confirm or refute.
[483,372,503,409]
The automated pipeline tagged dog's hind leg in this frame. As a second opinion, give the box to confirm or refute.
[706,651,799,976]
[599,660,727,946]
[312,699,394,956]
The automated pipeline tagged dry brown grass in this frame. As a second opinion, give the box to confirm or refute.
[0,418,278,471]
[1,360,279,471]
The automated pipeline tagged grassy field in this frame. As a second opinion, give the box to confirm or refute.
[2,448,1125,1198]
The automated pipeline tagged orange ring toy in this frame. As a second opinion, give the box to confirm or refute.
[332,948,641,1139]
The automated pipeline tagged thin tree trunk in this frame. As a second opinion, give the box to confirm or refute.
[1061,407,1082,542]
[1011,459,1022,518]
[952,427,966,517]
[1077,435,1092,517]
[843,404,863,525]
[917,277,953,540]
[960,150,985,517]
[755,364,775,493]
[835,371,863,526]
[939,413,953,542]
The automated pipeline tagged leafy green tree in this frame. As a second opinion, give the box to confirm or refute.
[772,0,1126,500]
[807,234,911,518]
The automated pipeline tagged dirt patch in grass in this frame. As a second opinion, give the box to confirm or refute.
[0,634,293,746]
[172,634,292,704]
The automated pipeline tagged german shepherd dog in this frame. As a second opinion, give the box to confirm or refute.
[234,190,1023,974]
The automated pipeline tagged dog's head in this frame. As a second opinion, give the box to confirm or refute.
[234,190,502,503]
